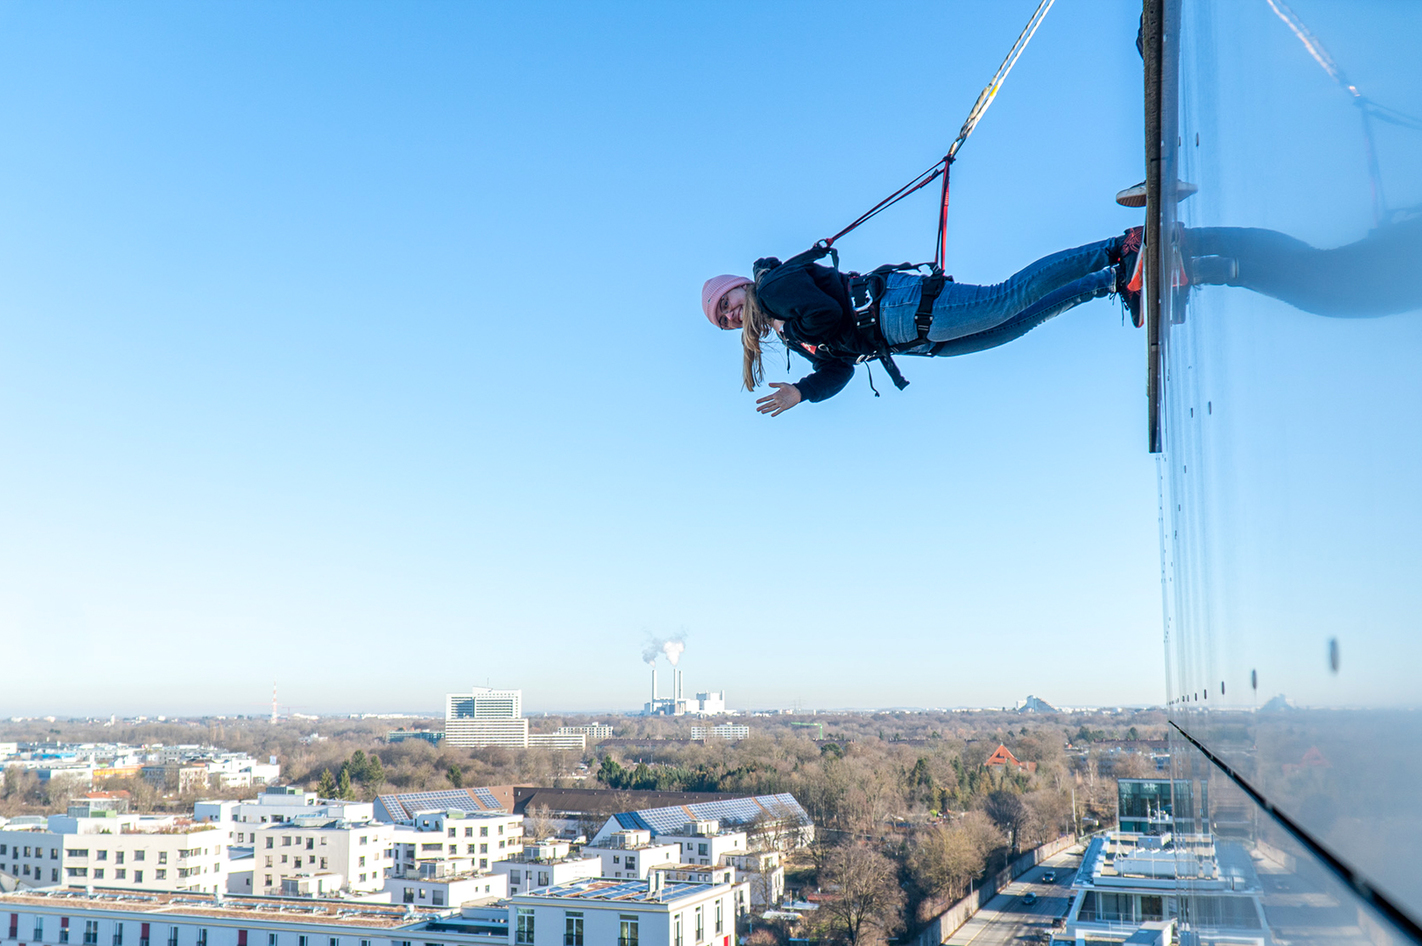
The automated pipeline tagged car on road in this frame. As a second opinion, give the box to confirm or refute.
[1022,892,1038,905]
[1042,871,1056,883]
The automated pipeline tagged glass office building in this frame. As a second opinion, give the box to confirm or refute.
[1147,0,1422,943]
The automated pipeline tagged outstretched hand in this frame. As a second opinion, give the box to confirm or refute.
[755,382,802,417]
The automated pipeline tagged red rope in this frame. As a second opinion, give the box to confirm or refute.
[934,157,952,271]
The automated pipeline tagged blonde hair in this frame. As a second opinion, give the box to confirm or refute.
[740,282,777,391]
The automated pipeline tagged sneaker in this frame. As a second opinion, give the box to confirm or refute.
[1115,227,1145,327]
[1115,179,1199,208]
[1187,255,1238,285]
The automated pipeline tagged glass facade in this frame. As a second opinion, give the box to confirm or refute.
[1152,0,1422,942]
[1116,778,1207,834]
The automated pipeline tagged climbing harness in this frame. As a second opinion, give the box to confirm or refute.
[1267,0,1422,227]
[778,0,1057,391]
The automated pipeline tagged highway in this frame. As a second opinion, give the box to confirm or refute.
[943,849,1082,946]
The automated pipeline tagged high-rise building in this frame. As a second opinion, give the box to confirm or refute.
[442,687,585,749]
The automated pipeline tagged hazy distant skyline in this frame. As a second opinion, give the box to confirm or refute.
[0,1,1162,716]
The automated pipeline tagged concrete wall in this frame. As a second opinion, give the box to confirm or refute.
[915,834,1077,946]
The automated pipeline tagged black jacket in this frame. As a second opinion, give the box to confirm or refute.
[755,256,881,402]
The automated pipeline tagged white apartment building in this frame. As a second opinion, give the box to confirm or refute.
[0,888,470,946]
[579,830,680,881]
[0,813,226,895]
[554,725,613,741]
[391,810,524,875]
[445,688,530,749]
[492,842,599,897]
[723,851,784,907]
[384,861,508,909]
[508,876,747,946]
[654,823,746,868]
[251,819,395,897]
[688,725,749,741]
[524,734,584,751]
[196,788,374,845]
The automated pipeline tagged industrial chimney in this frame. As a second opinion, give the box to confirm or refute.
[651,665,658,704]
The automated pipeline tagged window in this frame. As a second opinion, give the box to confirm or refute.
[196,931,207,946]
[432,891,444,907]
[156,870,167,880]
[134,871,143,883]
[497,826,504,835]
[305,838,314,851]
[328,938,338,946]
[67,868,89,878]
[563,912,583,946]
[35,920,44,941]
[463,828,472,838]
[298,937,308,946]
[158,852,168,864]
[281,838,291,848]
[116,852,125,865]
[537,871,549,887]
[480,827,488,838]
[269,935,277,946]
[513,907,542,946]
[320,857,328,870]
[479,844,487,854]
[673,913,683,946]
[479,858,487,869]
[320,838,328,846]
[265,838,273,849]
[293,857,302,868]
[359,836,368,846]
[135,851,146,862]
[358,856,366,868]
[67,849,88,858]
[715,899,723,934]
[85,922,99,946]
[466,845,476,855]
[94,869,106,879]
[265,857,272,867]
[698,843,708,857]
[264,875,272,887]
[403,890,415,904]
[166,928,177,946]
[446,829,455,838]
[281,855,288,864]
[695,905,704,942]
[114,924,124,946]
[619,916,639,946]
[447,845,456,854]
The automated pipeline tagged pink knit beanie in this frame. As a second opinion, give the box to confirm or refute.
[701,274,752,326]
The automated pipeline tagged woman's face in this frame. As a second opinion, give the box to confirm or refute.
[716,286,747,330]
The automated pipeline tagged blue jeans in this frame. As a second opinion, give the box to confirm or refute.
[877,238,1118,355]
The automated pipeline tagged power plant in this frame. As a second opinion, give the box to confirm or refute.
[640,638,727,716]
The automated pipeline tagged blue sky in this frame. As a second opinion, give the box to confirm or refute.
[0,1,1164,716]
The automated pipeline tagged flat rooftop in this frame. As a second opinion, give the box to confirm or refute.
[519,878,720,904]
[0,889,449,929]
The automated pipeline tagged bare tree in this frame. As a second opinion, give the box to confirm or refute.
[815,843,905,946]
[524,803,555,841]
[983,791,1031,854]
[908,811,1005,901]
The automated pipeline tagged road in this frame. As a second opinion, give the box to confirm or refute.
[944,849,1082,946]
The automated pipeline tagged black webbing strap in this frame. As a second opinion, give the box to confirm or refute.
[914,273,947,341]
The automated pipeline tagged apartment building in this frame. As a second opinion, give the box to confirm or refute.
[196,788,374,845]
[251,819,395,896]
[653,823,746,868]
[578,830,680,881]
[390,811,524,875]
[0,813,226,895]
[490,842,598,897]
[507,876,747,946]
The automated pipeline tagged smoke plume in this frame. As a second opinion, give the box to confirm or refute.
[641,632,687,666]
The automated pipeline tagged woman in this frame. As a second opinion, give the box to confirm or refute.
[702,229,1142,415]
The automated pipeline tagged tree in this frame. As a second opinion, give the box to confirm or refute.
[365,753,385,786]
[447,764,464,788]
[983,790,1030,854]
[816,844,905,946]
[524,804,554,841]
[349,750,369,781]
[908,811,1004,901]
[317,769,337,798]
[337,767,353,800]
